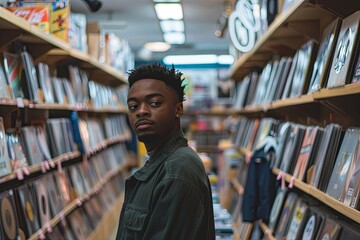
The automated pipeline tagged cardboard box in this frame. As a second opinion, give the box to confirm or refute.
[6,6,50,32]
[87,22,105,62]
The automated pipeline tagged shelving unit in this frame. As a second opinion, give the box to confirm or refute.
[226,0,360,239]
[0,6,130,240]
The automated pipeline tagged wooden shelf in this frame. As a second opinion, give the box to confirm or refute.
[259,220,276,240]
[230,0,337,80]
[0,150,80,186]
[272,168,360,224]
[0,7,127,86]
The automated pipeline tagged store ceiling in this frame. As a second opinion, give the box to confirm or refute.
[71,0,232,62]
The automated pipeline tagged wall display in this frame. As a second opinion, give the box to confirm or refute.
[308,18,342,93]
[3,52,24,98]
[37,63,55,103]
[0,190,19,240]
[229,0,261,53]
[326,128,360,202]
[327,10,360,88]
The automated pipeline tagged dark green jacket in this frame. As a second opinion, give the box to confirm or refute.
[116,130,215,240]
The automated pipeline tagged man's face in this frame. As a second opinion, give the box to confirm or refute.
[127,79,182,145]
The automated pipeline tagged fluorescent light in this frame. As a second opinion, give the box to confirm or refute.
[163,54,235,65]
[217,55,234,64]
[163,54,218,65]
[160,20,185,32]
[163,32,185,44]
[155,3,183,20]
[153,0,180,2]
[144,42,171,52]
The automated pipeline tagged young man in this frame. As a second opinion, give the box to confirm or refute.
[116,63,215,239]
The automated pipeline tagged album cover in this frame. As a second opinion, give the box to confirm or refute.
[68,65,83,104]
[315,217,342,240]
[2,51,24,98]
[83,198,101,229]
[274,192,298,239]
[308,18,342,93]
[273,56,293,101]
[57,170,72,205]
[272,122,292,169]
[21,126,44,166]
[67,209,90,239]
[233,74,251,109]
[67,164,86,198]
[34,125,52,161]
[282,49,299,99]
[342,136,360,208]
[288,40,317,98]
[298,207,324,240]
[338,221,360,239]
[44,172,66,217]
[326,128,360,201]
[244,70,260,106]
[46,118,67,157]
[20,50,40,102]
[286,199,309,240]
[351,50,360,83]
[268,187,288,233]
[52,77,66,104]
[252,62,273,106]
[33,177,51,227]
[62,78,76,105]
[0,117,11,177]
[0,63,12,99]
[327,10,360,88]
[0,190,19,240]
[37,62,55,103]
[263,56,280,104]
[6,129,29,171]
[279,124,306,174]
[307,123,342,188]
[14,182,41,237]
[79,69,89,105]
[292,126,323,181]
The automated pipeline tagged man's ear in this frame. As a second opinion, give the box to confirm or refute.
[176,102,183,118]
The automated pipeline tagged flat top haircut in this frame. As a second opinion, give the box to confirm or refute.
[127,63,186,102]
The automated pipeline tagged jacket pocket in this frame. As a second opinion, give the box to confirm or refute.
[124,207,148,232]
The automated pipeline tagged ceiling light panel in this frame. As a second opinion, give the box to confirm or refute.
[163,32,185,44]
[155,3,183,20]
[160,20,185,32]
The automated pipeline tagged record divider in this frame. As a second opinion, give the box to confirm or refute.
[28,162,128,240]
[272,167,360,224]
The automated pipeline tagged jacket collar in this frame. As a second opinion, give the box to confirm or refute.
[132,129,188,181]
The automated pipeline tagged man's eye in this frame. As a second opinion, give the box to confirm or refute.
[128,105,137,111]
[150,101,161,107]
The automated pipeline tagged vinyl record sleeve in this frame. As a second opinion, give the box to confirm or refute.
[342,136,360,208]
[0,189,19,240]
[21,126,43,165]
[67,209,89,239]
[15,182,41,237]
[62,78,76,105]
[326,128,360,201]
[273,122,292,169]
[52,77,66,104]
[0,63,12,99]
[273,57,293,101]
[6,129,29,171]
[274,192,298,239]
[3,52,24,98]
[37,63,54,103]
[34,125,52,161]
[33,177,51,227]
[68,65,83,104]
[286,199,309,240]
[327,10,360,88]
[268,188,288,233]
[308,18,342,93]
[307,124,341,186]
[338,221,360,239]
[79,69,89,105]
[67,164,86,197]
[315,217,341,240]
[0,117,11,177]
[299,207,323,240]
[45,172,66,217]
[20,50,40,102]
[292,126,323,181]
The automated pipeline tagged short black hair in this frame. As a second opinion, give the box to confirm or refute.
[127,63,186,102]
